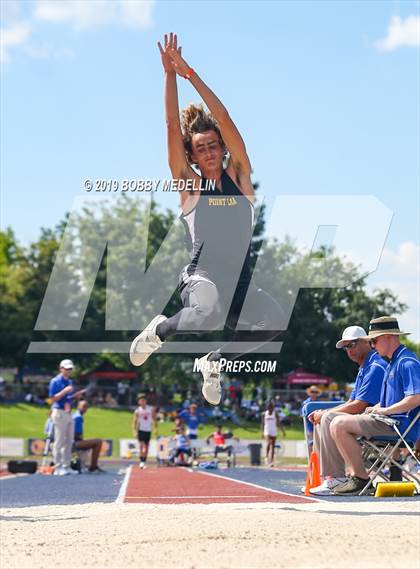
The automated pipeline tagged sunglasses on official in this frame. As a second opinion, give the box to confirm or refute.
[343,340,359,350]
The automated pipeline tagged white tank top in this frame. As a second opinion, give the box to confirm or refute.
[263,410,277,436]
[136,405,153,432]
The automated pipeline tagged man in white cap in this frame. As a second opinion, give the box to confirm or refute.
[308,325,387,495]
[331,316,420,495]
[48,359,84,476]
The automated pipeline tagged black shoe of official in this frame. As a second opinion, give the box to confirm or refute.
[389,465,403,481]
[333,475,373,496]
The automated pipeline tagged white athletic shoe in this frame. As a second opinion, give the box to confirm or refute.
[129,315,167,366]
[55,467,71,476]
[309,477,347,496]
[197,352,222,405]
[139,461,145,469]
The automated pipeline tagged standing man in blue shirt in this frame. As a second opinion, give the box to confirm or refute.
[48,359,83,476]
[331,316,420,495]
[178,403,206,459]
[178,403,206,440]
[308,325,387,495]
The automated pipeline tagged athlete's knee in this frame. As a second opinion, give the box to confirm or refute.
[330,415,352,437]
[194,303,222,329]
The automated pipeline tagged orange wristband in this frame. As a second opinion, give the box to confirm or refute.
[184,68,195,80]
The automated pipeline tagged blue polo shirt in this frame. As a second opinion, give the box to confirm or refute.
[380,345,420,436]
[48,374,74,410]
[73,410,84,439]
[350,350,387,405]
[178,410,205,434]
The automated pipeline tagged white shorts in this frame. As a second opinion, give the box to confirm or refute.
[264,430,277,438]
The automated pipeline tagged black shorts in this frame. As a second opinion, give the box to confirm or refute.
[137,430,151,444]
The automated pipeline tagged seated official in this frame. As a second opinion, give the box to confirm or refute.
[207,425,238,458]
[308,325,387,496]
[170,426,192,461]
[330,317,420,496]
[72,400,105,473]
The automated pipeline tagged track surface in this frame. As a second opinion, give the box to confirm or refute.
[0,466,124,507]
[1,464,419,507]
[124,466,316,504]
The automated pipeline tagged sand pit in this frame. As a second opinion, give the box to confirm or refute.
[1,500,419,569]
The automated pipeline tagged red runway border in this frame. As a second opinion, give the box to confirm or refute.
[124,467,315,504]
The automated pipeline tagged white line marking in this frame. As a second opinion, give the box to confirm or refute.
[193,469,320,502]
[0,473,29,481]
[115,465,132,503]
[125,494,263,500]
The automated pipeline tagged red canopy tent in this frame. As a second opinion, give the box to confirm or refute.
[86,371,137,380]
[286,368,333,386]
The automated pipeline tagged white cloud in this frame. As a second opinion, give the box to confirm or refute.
[23,44,73,60]
[367,241,420,342]
[0,21,31,63]
[1,0,154,64]
[375,15,420,52]
[34,0,154,30]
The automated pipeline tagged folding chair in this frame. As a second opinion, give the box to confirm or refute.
[302,400,345,458]
[359,410,420,496]
[38,433,55,474]
[156,436,174,467]
[212,442,237,467]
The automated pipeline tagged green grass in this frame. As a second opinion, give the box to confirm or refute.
[0,404,305,441]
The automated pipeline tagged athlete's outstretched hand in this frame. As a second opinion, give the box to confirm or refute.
[157,32,182,73]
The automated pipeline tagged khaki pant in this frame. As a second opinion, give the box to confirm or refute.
[51,409,74,469]
[313,411,394,478]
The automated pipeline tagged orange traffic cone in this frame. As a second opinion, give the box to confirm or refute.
[304,451,321,496]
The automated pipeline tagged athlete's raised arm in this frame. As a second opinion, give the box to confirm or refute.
[158,34,200,209]
[167,36,253,199]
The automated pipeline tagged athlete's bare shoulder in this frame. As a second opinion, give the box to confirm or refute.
[178,167,202,215]
[226,161,254,203]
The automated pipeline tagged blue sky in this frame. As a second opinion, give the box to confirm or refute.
[1,0,419,339]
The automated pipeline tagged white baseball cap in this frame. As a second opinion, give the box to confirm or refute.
[336,326,367,349]
[59,359,74,369]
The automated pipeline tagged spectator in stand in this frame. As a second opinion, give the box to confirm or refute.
[104,392,118,408]
[73,400,105,473]
[237,384,243,407]
[146,387,158,407]
[250,400,261,420]
[93,390,105,406]
[228,383,237,405]
[48,359,85,476]
[117,381,129,406]
[212,405,223,421]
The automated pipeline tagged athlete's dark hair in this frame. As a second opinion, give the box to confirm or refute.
[181,103,227,164]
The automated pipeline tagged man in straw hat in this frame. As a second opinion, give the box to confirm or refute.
[308,325,387,495]
[301,385,322,454]
[330,316,420,495]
